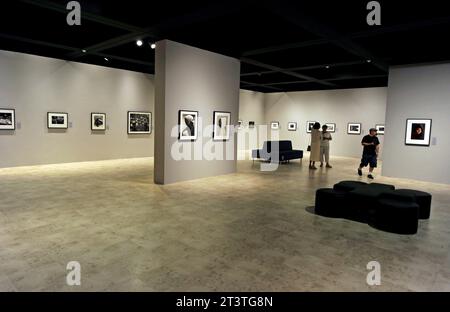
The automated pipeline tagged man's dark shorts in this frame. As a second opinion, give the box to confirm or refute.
[360,154,377,168]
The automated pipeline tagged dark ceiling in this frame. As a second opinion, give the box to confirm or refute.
[1,0,450,93]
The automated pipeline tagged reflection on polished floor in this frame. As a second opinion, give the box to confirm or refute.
[0,157,449,291]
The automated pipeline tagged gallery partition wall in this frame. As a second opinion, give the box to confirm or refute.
[0,50,154,168]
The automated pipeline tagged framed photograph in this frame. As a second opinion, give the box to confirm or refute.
[213,111,231,141]
[375,124,385,135]
[128,111,151,134]
[0,108,15,130]
[91,113,106,131]
[306,121,317,133]
[179,110,198,141]
[48,112,68,129]
[325,123,336,133]
[347,123,361,135]
[249,121,255,129]
[405,119,432,146]
[288,122,297,131]
[271,121,280,130]
[238,120,243,129]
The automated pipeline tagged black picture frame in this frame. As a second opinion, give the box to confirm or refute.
[288,122,297,131]
[375,124,385,135]
[347,122,362,135]
[325,123,336,133]
[47,112,69,129]
[0,108,16,131]
[212,111,231,141]
[127,111,152,135]
[271,121,280,130]
[405,118,432,147]
[178,110,198,141]
[91,113,106,131]
[306,121,317,133]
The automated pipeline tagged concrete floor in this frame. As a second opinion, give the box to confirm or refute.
[0,156,449,292]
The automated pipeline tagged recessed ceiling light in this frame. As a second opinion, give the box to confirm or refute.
[136,40,143,47]
[82,49,87,53]
[150,43,156,49]
[366,59,372,63]
[325,65,330,69]
[104,57,109,62]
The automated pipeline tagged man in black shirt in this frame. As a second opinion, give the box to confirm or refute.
[358,128,380,179]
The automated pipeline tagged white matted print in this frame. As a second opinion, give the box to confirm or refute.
[375,124,385,135]
[179,110,198,141]
[213,111,231,141]
[288,122,297,131]
[271,121,280,130]
[306,121,317,133]
[0,108,15,130]
[347,123,361,135]
[128,111,151,134]
[91,113,106,131]
[325,123,336,133]
[48,112,68,129]
[405,119,432,146]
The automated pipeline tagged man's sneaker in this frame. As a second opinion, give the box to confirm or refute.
[358,168,362,176]
[368,174,374,179]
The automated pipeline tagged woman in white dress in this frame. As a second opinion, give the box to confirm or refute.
[309,122,321,169]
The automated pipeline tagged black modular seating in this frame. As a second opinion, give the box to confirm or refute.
[315,181,432,234]
[252,141,303,163]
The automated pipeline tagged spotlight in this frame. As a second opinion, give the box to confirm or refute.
[82,49,87,53]
[366,59,372,63]
[325,65,330,69]
[150,43,156,49]
[136,40,143,47]
[104,57,109,62]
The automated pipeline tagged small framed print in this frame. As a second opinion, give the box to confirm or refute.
[271,121,280,130]
[325,123,336,133]
[238,120,243,129]
[91,113,106,131]
[0,108,15,130]
[249,121,255,129]
[128,111,151,134]
[48,112,68,129]
[347,123,361,135]
[179,110,198,141]
[213,111,231,141]
[288,122,297,131]
[375,124,385,135]
[306,121,317,133]
[405,119,432,146]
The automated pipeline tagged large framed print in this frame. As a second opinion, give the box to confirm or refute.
[375,124,385,135]
[91,113,106,131]
[306,121,317,133]
[179,110,198,141]
[48,112,68,129]
[325,123,336,133]
[213,111,231,141]
[405,119,432,146]
[0,108,15,130]
[347,123,361,135]
[128,111,151,134]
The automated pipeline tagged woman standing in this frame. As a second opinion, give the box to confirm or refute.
[320,124,333,168]
[309,122,321,169]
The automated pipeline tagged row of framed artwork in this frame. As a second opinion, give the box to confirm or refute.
[0,109,152,134]
[179,110,231,141]
[264,121,385,135]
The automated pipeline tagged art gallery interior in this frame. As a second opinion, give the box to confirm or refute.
[0,1,450,292]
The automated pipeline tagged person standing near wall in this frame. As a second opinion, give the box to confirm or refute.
[320,124,332,168]
[358,128,380,179]
[309,122,321,169]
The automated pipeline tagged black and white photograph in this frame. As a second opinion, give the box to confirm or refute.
[47,112,68,129]
[271,121,280,130]
[128,111,151,134]
[248,121,255,129]
[325,123,336,133]
[288,122,297,131]
[91,113,106,131]
[179,110,198,141]
[306,121,317,133]
[405,119,432,146]
[347,123,361,135]
[237,120,243,129]
[376,124,385,135]
[213,111,231,141]
[0,108,15,130]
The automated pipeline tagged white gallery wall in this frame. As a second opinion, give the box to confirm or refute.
[237,90,265,156]
[0,50,154,168]
[252,87,388,158]
[154,40,240,184]
[382,63,450,184]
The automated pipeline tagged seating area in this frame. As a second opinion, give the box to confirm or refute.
[315,181,432,235]
[252,140,303,163]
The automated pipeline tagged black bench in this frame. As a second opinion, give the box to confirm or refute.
[252,140,303,163]
[315,181,432,235]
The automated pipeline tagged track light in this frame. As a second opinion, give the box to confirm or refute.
[150,43,156,49]
[104,57,109,62]
[325,65,330,69]
[136,40,143,47]
[82,49,87,53]
[366,59,372,63]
